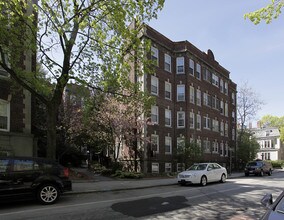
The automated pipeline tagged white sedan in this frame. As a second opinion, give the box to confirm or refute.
[177,163,227,186]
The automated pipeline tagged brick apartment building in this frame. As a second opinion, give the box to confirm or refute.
[134,25,237,173]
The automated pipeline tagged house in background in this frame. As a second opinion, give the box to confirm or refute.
[251,127,283,161]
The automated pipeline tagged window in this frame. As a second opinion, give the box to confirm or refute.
[0,99,10,131]
[203,93,211,107]
[225,122,228,137]
[220,79,224,93]
[0,159,9,172]
[152,162,159,173]
[13,159,38,171]
[220,121,224,136]
[151,106,159,124]
[151,46,158,66]
[176,57,184,74]
[212,73,219,87]
[220,142,224,156]
[177,111,185,128]
[203,140,211,153]
[196,89,201,106]
[196,114,201,130]
[224,82,228,95]
[190,112,195,129]
[232,92,235,105]
[164,54,171,72]
[212,119,219,132]
[165,109,172,127]
[165,82,172,100]
[177,137,185,152]
[220,100,224,114]
[212,96,217,109]
[232,111,235,122]
[225,103,228,117]
[212,140,219,153]
[225,143,229,157]
[151,76,158,95]
[177,85,185,101]
[177,163,185,172]
[151,134,159,153]
[203,115,211,130]
[196,63,201,79]
[189,59,194,75]
[165,163,172,173]
[203,68,211,82]
[189,86,195,104]
[165,136,172,154]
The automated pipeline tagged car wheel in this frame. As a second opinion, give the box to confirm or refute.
[200,175,207,186]
[37,184,60,205]
[268,169,272,176]
[260,170,264,177]
[220,174,226,183]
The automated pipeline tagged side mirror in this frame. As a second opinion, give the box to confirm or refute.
[261,193,273,208]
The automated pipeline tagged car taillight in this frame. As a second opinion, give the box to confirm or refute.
[63,167,69,177]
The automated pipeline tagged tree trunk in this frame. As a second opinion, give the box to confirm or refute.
[46,103,58,159]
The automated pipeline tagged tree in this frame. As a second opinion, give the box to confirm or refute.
[83,90,152,171]
[237,82,264,138]
[176,140,203,169]
[244,0,284,24]
[0,0,164,159]
[237,131,260,167]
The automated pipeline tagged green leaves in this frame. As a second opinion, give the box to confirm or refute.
[244,0,284,24]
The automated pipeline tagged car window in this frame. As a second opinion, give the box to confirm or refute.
[0,159,9,172]
[13,159,39,171]
[187,164,207,171]
[207,164,214,170]
[247,162,257,166]
[213,163,221,169]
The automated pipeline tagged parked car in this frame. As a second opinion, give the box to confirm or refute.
[260,190,284,220]
[177,162,227,186]
[0,156,72,205]
[244,160,273,177]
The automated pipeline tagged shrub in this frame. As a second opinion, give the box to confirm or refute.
[270,160,284,168]
[100,168,113,176]
[112,170,144,179]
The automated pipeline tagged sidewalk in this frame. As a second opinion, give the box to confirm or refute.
[66,168,266,195]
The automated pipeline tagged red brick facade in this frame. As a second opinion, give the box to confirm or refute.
[140,25,237,173]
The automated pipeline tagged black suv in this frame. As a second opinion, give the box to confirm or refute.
[244,160,273,177]
[0,156,72,204]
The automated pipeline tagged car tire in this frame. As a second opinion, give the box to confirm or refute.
[245,173,249,177]
[220,174,226,183]
[268,169,272,176]
[200,175,207,186]
[37,184,60,205]
[260,170,264,177]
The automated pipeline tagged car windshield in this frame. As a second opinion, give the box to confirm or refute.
[187,164,207,171]
[275,196,284,214]
[247,162,258,166]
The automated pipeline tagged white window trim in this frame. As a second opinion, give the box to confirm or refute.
[165,81,172,100]
[176,57,185,74]
[177,111,185,128]
[165,136,172,154]
[164,54,171,72]
[151,75,158,96]
[165,109,172,127]
[0,99,10,132]
[177,85,185,101]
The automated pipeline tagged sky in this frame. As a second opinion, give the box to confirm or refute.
[148,0,284,125]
